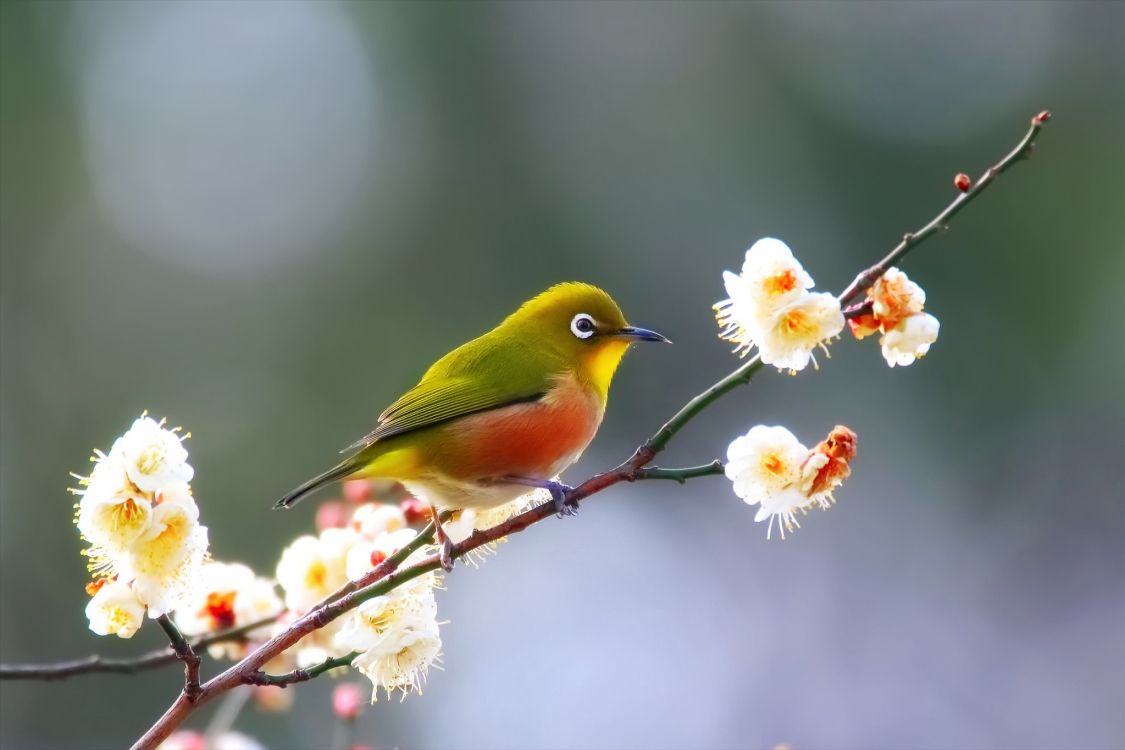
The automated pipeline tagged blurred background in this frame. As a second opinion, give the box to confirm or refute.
[1,1,1122,748]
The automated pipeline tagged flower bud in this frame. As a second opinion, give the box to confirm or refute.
[333,682,364,721]
[343,479,372,503]
[1032,110,1051,125]
[400,497,429,525]
[953,173,971,192]
[847,312,880,340]
[315,500,348,531]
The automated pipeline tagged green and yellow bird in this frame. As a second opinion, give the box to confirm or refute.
[276,282,668,563]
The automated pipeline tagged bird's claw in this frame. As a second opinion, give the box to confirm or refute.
[429,504,455,572]
[438,539,455,572]
[549,483,578,518]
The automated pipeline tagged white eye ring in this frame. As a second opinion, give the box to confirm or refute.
[570,313,596,339]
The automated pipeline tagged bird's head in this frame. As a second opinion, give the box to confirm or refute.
[505,282,670,398]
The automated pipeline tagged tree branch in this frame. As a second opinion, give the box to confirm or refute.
[244,652,360,688]
[0,614,281,681]
[631,462,725,484]
[837,111,1050,305]
[124,111,1049,750]
[156,614,202,701]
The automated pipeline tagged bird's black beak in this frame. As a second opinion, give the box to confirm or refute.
[617,325,672,344]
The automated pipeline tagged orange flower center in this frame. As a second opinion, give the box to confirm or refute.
[203,590,237,629]
[760,451,787,478]
[763,270,798,297]
[113,498,145,528]
[305,561,327,590]
[781,309,815,336]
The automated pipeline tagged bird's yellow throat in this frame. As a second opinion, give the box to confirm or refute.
[582,338,631,400]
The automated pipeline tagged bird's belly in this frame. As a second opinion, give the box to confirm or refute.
[402,476,530,512]
[414,375,602,500]
[437,396,599,479]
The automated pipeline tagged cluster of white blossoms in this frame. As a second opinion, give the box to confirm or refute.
[274,500,442,699]
[269,488,546,701]
[714,238,845,371]
[725,424,857,539]
[73,415,209,636]
[848,267,940,367]
[173,561,283,659]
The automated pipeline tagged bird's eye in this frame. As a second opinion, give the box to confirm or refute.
[570,313,596,339]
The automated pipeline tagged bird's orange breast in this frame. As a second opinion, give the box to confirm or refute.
[425,371,603,481]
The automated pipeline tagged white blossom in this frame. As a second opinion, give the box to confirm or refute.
[752,487,811,541]
[346,620,442,701]
[881,312,940,367]
[276,527,361,613]
[73,414,210,633]
[85,580,145,638]
[870,267,926,325]
[75,453,153,559]
[351,503,407,539]
[726,424,857,539]
[344,528,424,582]
[755,292,845,372]
[111,416,194,493]
[335,588,438,651]
[725,426,809,506]
[849,267,940,368]
[123,484,209,618]
[175,561,282,659]
[715,238,817,357]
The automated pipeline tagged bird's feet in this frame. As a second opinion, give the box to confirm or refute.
[545,480,578,518]
[438,539,455,572]
[500,476,577,517]
[429,504,455,572]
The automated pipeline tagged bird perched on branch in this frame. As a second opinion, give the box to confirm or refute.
[276,282,670,568]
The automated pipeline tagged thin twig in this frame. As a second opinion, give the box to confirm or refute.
[837,111,1050,305]
[0,614,281,680]
[123,111,1050,750]
[316,514,446,609]
[632,462,726,484]
[156,614,202,701]
[244,652,359,688]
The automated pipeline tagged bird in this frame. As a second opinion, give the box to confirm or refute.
[275,282,670,568]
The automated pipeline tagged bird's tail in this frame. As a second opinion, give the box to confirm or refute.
[275,460,357,510]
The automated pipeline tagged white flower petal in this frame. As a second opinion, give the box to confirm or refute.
[86,580,145,638]
[881,312,940,367]
[756,292,844,371]
[112,416,193,493]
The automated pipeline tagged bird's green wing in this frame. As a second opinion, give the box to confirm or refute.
[343,333,557,451]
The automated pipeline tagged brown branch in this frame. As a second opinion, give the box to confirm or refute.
[129,111,1050,750]
[0,614,281,681]
[837,110,1050,305]
[156,614,202,701]
[244,651,359,688]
